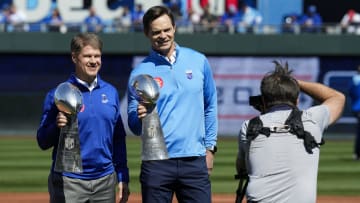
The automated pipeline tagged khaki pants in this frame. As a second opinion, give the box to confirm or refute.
[48,172,116,203]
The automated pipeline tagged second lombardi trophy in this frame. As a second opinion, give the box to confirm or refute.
[130,74,169,161]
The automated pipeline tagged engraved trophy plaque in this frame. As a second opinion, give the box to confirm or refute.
[54,82,83,173]
[130,74,169,161]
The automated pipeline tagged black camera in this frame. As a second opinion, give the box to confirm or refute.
[249,95,265,113]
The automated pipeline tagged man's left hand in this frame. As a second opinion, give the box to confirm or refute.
[206,150,214,175]
[118,182,130,203]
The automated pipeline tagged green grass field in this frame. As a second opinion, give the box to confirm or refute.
[0,136,359,195]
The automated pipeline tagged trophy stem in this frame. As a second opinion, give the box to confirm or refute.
[141,106,169,161]
[54,115,83,173]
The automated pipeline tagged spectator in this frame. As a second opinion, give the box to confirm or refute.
[188,6,201,25]
[349,65,360,160]
[236,0,263,33]
[163,0,183,18]
[225,0,238,11]
[84,6,103,33]
[340,9,360,34]
[165,0,183,24]
[200,4,219,33]
[281,13,300,34]
[132,4,145,32]
[176,6,201,33]
[5,3,27,32]
[298,5,323,33]
[43,8,65,32]
[220,4,240,33]
[0,5,8,31]
[113,6,132,32]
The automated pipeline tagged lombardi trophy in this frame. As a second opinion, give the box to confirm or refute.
[130,74,169,161]
[54,82,83,173]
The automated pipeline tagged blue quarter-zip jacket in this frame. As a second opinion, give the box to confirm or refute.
[37,74,129,182]
[350,75,360,112]
[127,44,218,158]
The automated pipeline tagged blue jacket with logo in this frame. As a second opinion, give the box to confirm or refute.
[37,74,129,182]
[127,44,218,158]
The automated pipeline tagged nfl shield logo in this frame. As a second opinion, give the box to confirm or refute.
[185,70,192,79]
[65,137,75,150]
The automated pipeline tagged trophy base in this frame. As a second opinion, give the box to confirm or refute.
[54,116,83,173]
[141,107,169,161]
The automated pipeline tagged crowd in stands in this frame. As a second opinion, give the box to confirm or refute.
[340,9,360,34]
[282,5,323,34]
[282,5,360,35]
[0,3,27,32]
[0,0,359,35]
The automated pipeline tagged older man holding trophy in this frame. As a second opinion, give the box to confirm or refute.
[37,33,129,203]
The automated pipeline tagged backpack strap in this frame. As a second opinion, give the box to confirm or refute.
[246,116,270,140]
[285,108,325,154]
[246,108,324,154]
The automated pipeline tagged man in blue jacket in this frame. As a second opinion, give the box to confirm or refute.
[298,5,323,33]
[127,5,218,203]
[37,33,129,203]
[349,65,360,160]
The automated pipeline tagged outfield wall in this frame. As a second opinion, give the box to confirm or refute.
[0,33,358,136]
[1,33,360,55]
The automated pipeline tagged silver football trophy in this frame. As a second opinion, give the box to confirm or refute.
[54,82,83,173]
[130,74,169,161]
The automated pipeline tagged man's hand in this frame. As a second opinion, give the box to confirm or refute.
[118,182,130,203]
[56,112,68,128]
[206,150,214,175]
[137,103,148,119]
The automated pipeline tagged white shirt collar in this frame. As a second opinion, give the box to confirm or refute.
[166,50,177,64]
[76,77,98,91]
[157,49,176,64]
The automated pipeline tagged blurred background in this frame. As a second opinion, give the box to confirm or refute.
[0,0,359,138]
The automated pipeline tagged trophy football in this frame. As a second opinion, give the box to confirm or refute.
[53,82,83,173]
[130,74,169,161]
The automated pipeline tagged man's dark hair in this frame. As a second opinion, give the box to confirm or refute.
[260,61,300,108]
[142,5,175,35]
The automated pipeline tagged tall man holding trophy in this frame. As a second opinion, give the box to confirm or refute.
[37,33,129,203]
[127,6,218,203]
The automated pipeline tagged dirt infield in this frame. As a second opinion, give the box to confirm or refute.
[1,193,360,203]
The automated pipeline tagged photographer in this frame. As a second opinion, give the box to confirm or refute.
[235,61,345,203]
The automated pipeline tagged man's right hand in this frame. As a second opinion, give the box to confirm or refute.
[56,112,68,128]
[137,103,148,119]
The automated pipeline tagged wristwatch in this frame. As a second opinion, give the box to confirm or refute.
[206,145,217,154]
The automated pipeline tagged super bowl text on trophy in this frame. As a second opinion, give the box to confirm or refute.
[54,82,83,173]
[130,74,169,161]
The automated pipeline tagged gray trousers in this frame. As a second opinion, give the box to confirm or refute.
[48,172,117,203]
